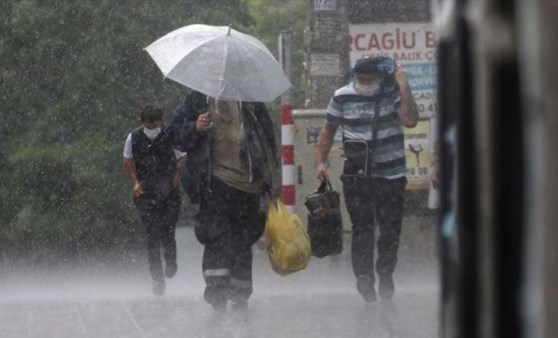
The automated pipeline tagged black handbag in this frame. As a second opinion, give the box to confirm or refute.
[304,179,343,258]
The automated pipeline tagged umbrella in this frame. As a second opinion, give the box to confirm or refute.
[144,24,292,102]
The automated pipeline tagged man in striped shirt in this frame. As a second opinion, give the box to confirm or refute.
[315,56,418,302]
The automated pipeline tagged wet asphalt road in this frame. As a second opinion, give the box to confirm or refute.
[0,215,439,338]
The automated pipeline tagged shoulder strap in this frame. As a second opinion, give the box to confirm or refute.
[370,100,381,167]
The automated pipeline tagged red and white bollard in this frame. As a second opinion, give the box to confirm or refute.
[280,104,295,212]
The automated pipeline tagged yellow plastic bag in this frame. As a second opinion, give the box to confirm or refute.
[265,200,311,276]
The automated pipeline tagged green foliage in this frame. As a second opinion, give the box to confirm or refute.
[243,0,307,108]
[0,0,302,263]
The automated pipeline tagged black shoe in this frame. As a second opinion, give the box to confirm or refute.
[165,262,177,279]
[378,275,394,300]
[152,280,166,296]
[204,286,227,311]
[230,298,248,311]
[356,275,377,303]
[211,299,227,311]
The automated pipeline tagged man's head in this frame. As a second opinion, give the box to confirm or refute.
[351,56,396,86]
[139,105,163,129]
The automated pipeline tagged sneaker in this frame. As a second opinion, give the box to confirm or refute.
[378,275,394,300]
[356,275,377,303]
[165,261,177,279]
[152,280,166,296]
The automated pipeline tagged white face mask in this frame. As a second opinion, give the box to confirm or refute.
[355,82,380,96]
[143,127,161,140]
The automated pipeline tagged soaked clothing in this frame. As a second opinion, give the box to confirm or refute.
[168,91,279,203]
[130,128,178,184]
[170,91,279,306]
[210,100,261,194]
[327,83,406,179]
[342,176,406,281]
[326,82,408,286]
[126,128,182,286]
[198,178,265,303]
[136,189,181,285]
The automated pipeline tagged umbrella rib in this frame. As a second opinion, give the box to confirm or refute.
[239,42,273,101]
[218,36,230,100]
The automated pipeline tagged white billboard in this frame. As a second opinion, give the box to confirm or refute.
[349,22,438,119]
[349,22,438,188]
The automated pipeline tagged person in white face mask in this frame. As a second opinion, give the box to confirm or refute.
[354,73,381,96]
[314,56,418,303]
[122,105,186,296]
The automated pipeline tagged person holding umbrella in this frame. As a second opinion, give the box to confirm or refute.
[169,91,281,311]
[145,24,289,310]
[123,105,186,296]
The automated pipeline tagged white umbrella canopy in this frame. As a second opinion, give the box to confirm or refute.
[144,24,292,102]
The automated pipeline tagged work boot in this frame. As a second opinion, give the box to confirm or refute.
[165,261,177,279]
[230,298,248,311]
[229,291,249,311]
[378,275,394,300]
[228,284,250,311]
[356,275,377,303]
[204,286,228,311]
[152,280,166,296]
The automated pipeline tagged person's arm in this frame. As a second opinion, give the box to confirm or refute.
[314,123,338,181]
[395,65,419,128]
[253,103,279,162]
[172,154,187,189]
[170,91,210,152]
[123,157,143,197]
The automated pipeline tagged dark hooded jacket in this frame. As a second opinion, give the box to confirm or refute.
[168,90,279,204]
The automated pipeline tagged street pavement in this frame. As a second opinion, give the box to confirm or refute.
[0,214,439,338]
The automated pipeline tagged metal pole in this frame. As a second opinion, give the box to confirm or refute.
[280,30,293,105]
[279,31,295,211]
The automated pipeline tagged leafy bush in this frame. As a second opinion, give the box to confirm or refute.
[0,0,275,263]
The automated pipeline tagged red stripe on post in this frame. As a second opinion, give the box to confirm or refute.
[281,145,294,165]
[282,185,295,205]
[280,104,295,209]
[280,104,293,125]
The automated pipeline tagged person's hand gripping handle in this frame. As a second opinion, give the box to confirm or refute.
[316,162,329,182]
[196,112,213,132]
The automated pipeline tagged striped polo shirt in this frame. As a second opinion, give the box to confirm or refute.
[326,82,407,179]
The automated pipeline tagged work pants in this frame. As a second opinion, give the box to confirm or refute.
[197,178,265,302]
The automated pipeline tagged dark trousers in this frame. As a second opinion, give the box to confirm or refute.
[342,176,407,282]
[136,189,181,283]
[197,178,265,301]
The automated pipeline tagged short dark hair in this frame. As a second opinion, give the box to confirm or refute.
[140,105,163,122]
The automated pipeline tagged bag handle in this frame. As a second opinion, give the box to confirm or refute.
[317,179,333,193]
